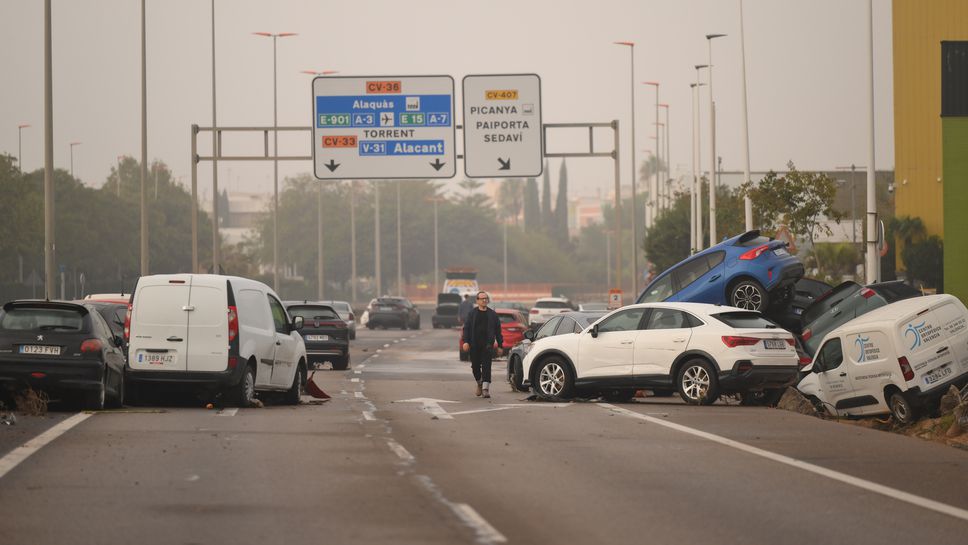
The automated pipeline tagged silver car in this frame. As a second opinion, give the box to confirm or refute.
[319,300,357,340]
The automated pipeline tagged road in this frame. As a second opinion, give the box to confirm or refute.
[1,318,967,544]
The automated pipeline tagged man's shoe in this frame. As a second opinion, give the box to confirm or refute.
[475,383,483,397]
[482,388,490,399]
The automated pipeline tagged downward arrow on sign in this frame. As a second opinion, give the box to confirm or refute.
[430,159,446,171]
[498,157,511,170]
[325,159,340,172]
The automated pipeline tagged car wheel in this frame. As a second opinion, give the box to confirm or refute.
[107,370,125,409]
[401,319,408,330]
[332,354,350,371]
[532,357,574,400]
[83,372,107,410]
[414,317,420,330]
[284,364,305,405]
[601,389,635,402]
[231,364,256,408]
[677,359,720,405]
[729,279,768,311]
[888,390,919,424]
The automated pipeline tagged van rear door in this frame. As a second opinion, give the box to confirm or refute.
[185,280,229,372]
[129,277,191,371]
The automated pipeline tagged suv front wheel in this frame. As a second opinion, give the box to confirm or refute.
[532,357,574,400]
[677,359,720,405]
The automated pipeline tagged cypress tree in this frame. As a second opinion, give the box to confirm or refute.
[524,177,540,232]
[555,160,569,244]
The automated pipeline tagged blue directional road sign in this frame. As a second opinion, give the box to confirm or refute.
[312,76,456,180]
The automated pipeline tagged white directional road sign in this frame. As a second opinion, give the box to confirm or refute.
[462,74,543,178]
[312,76,456,180]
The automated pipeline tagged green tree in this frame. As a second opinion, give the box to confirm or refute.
[496,177,524,224]
[554,160,569,246]
[523,177,540,232]
[541,164,553,234]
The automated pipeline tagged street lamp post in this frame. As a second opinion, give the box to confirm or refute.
[738,0,754,230]
[374,182,382,297]
[396,181,403,296]
[614,41,640,294]
[209,0,217,275]
[17,124,30,172]
[643,81,660,228]
[693,67,708,253]
[659,104,670,210]
[706,33,726,246]
[44,0,55,298]
[864,0,878,283]
[69,141,81,179]
[350,181,357,303]
[140,0,149,277]
[253,31,297,291]
[425,195,444,294]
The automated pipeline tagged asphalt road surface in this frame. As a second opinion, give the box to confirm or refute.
[2,319,967,544]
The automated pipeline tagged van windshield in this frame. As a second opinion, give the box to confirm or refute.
[803,293,888,356]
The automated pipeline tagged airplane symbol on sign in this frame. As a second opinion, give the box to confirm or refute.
[381,113,394,126]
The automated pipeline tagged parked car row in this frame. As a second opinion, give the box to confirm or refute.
[0,274,366,410]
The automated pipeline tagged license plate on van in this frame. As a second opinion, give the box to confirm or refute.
[763,339,786,349]
[137,352,176,365]
[20,345,60,355]
[923,366,953,386]
[305,335,329,341]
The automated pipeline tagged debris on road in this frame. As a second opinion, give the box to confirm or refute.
[306,372,331,399]
[14,388,48,416]
[775,387,820,417]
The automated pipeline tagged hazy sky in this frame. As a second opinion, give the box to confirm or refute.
[1,0,894,200]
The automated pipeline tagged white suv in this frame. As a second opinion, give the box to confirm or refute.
[529,297,575,330]
[522,302,799,404]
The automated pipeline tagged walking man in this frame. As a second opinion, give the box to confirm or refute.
[461,291,503,398]
[457,294,474,325]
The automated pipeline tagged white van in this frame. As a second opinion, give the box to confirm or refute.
[797,294,968,423]
[125,274,307,406]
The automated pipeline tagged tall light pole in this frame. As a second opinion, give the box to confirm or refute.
[140,0,149,276]
[253,31,297,291]
[426,195,444,293]
[69,141,81,179]
[689,84,699,253]
[651,123,664,211]
[864,0,878,283]
[659,103,670,210]
[503,219,508,298]
[208,0,217,274]
[693,66,708,252]
[706,33,726,245]
[374,181,382,297]
[17,124,30,172]
[43,0,55,298]
[738,0,754,230]
[614,41,639,293]
[350,181,357,303]
[301,70,339,300]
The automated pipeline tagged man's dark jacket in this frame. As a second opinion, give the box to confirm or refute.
[462,307,503,351]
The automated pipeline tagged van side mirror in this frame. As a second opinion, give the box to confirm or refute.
[590,324,599,338]
[292,315,304,331]
[523,329,535,341]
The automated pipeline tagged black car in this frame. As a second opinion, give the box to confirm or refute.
[366,296,420,330]
[799,280,923,359]
[285,303,351,370]
[766,277,833,334]
[432,293,462,328]
[0,300,126,409]
[506,311,605,392]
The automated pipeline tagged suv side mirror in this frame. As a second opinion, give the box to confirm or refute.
[292,315,304,331]
[523,329,535,341]
[590,324,599,338]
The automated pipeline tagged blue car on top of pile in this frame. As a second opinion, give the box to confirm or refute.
[635,230,804,312]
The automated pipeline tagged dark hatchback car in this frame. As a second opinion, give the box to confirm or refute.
[635,230,804,312]
[506,311,605,392]
[285,303,350,370]
[798,280,923,359]
[432,293,462,329]
[0,300,126,409]
[366,296,420,330]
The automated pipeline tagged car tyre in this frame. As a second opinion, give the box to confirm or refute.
[83,371,108,411]
[284,364,305,405]
[231,364,257,408]
[508,356,529,392]
[677,359,720,405]
[332,354,350,371]
[414,317,420,330]
[107,371,125,409]
[888,390,919,424]
[532,357,574,400]
[729,279,768,311]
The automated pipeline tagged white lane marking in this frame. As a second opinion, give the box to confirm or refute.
[216,408,238,417]
[386,439,414,462]
[351,378,360,383]
[185,474,200,482]
[354,391,365,399]
[354,370,363,374]
[383,344,390,348]
[399,338,407,342]
[0,412,93,480]
[452,503,508,544]
[449,407,516,416]
[396,398,457,420]
[362,411,376,421]
[601,403,968,523]
[393,340,399,344]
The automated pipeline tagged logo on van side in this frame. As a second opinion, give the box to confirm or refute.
[854,336,871,362]
[904,321,926,350]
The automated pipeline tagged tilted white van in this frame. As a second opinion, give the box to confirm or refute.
[125,274,307,406]
[797,294,968,423]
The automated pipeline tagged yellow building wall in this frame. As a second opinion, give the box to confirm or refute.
[893,0,968,237]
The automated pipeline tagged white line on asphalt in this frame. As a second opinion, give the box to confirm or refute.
[362,411,376,421]
[452,503,508,544]
[386,439,414,462]
[351,378,360,383]
[601,403,968,523]
[216,408,238,417]
[449,407,517,416]
[354,370,362,374]
[393,340,399,344]
[354,391,365,399]
[0,412,92,481]
[383,344,390,348]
